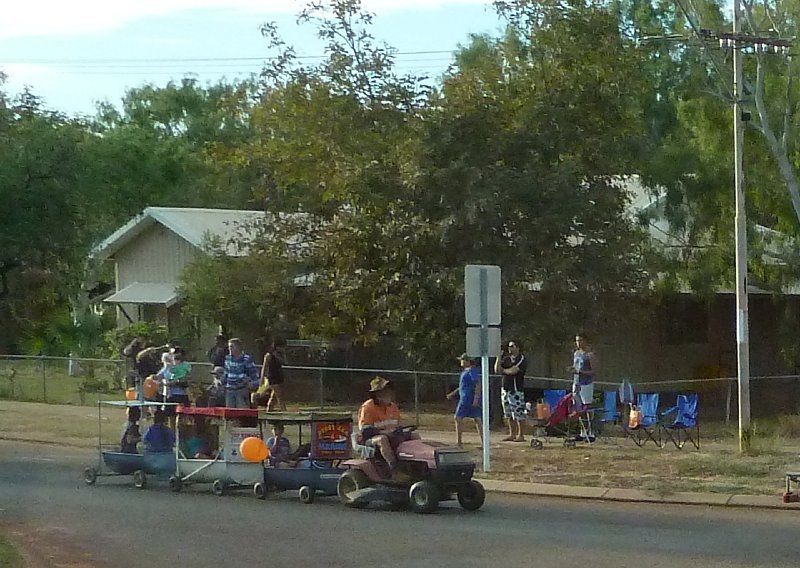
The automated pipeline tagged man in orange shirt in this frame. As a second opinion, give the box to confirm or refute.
[358,376,402,470]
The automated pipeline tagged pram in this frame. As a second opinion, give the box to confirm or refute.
[528,391,596,449]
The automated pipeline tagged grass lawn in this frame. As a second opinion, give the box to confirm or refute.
[0,534,23,568]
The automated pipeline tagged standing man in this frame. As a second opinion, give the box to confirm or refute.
[207,335,229,368]
[223,338,259,408]
[570,333,597,410]
[494,340,527,442]
[447,353,483,448]
[261,338,288,412]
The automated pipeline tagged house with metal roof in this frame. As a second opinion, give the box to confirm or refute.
[92,207,265,327]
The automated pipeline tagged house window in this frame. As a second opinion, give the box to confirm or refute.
[661,297,709,345]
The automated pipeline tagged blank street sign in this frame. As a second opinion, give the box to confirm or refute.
[466,326,501,358]
[464,264,501,325]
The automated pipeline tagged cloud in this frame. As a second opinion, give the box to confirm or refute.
[1,0,491,39]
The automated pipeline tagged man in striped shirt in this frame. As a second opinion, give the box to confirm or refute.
[223,338,259,408]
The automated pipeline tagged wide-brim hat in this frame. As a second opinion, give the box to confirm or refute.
[369,376,391,392]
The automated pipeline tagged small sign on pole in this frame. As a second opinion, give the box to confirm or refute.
[466,327,501,358]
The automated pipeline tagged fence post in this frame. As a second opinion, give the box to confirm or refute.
[414,372,420,427]
[41,357,47,403]
[725,378,733,425]
[318,368,325,409]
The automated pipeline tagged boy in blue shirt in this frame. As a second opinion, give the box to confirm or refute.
[266,423,291,467]
[447,353,483,448]
[143,410,175,453]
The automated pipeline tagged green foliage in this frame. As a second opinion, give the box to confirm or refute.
[103,322,169,359]
[180,0,655,366]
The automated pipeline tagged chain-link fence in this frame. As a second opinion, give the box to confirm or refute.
[1,355,799,425]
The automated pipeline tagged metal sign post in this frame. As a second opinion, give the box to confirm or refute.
[465,265,501,472]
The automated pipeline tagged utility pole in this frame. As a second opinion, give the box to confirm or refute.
[697,21,792,453]
[645,14,793,453]
[731,0,751,453]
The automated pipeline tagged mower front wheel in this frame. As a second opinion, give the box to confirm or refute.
[409,481,439,514]
[457,480,486,511]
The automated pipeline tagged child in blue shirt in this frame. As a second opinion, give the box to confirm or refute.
[266,423,291,467]
[447,353,483,448]
[143,410,176,453]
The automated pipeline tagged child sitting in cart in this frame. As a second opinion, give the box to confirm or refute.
[120,406,142,454]
[144,410,176,453]
[182,418,213,459]
[266,423,291,467]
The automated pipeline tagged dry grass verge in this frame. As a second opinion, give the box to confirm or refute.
[2,400,799,496]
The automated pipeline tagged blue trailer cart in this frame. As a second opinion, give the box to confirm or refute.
[83,400,178,489]
[255,410,353,504]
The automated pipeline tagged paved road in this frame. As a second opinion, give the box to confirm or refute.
[1,441,799,568]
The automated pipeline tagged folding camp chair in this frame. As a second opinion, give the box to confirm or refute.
[660,393,699,450]
[543,389,566,414]
[595,390,620,439]
[601,390,620,423]
[625,393,662,447]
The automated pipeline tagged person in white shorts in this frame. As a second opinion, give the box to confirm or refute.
[570,334,597,410]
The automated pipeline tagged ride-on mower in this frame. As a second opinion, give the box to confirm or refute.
[337,426,485,513]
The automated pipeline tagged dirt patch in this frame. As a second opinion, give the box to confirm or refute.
[1,522,104,568]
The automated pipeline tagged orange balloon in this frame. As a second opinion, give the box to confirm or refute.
[125,389,136,401]
[143,376,159,399]
[239,437,269,463]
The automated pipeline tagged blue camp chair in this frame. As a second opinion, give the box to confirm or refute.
[601,390,620,423]
[543,389,566,414]
[660,394,700,450]
[625,393,662,447]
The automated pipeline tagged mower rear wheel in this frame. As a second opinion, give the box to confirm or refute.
[409,481,439,514]
[337,470,369,508]
[457,480,486,511]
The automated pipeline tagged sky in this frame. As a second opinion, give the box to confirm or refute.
[0,0,504,116]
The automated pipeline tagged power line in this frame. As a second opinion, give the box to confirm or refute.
[0,50,457,66]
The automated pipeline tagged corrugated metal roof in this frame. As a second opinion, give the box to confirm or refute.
[104,282,180,307]
[92,207,265,259]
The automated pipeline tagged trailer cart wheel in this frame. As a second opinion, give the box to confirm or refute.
[254,482,266,500]
[83,467,98,485]
[212,479,225,497]
[298,485,315,504]
[169,476,182,493]
[133,470,147,489]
